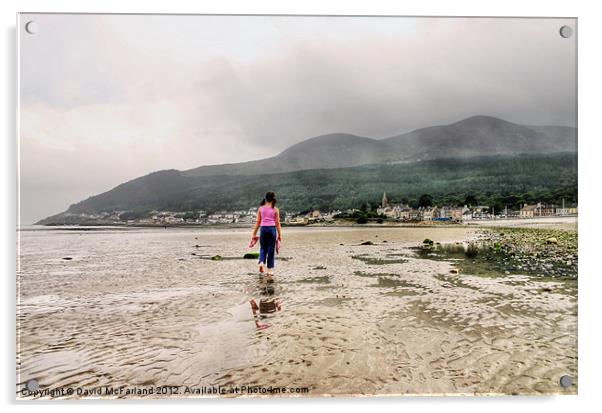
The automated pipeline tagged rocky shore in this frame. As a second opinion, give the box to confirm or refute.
[416,226,577,279]
[482,227,577,278]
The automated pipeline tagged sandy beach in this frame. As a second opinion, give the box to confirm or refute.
[16,218,577,398]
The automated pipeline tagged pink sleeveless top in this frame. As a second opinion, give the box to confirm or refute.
[260,206,277,226]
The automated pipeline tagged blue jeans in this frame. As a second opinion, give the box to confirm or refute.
[259,226,277,269]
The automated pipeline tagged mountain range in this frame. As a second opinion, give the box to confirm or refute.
[37,115,577,224]
[182,115,576,177]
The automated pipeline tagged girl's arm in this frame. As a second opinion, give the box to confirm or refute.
[276,208,282,240]
[252,209,261,238]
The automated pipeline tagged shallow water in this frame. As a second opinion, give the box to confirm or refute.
[17,225,577,398]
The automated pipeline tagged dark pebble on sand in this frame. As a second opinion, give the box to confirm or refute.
[62,257,73,260]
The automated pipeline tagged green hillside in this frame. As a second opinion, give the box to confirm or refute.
[38,152,576,224]
[179,152,576,214]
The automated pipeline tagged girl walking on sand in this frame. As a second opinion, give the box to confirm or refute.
[251,191,282,282]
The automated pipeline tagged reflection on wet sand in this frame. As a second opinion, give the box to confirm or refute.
[17,224,577,398]
[250,276,283,330]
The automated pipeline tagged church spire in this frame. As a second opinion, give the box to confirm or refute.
[381,192,389,208]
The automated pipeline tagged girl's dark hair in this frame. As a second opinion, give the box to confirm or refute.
[260,198,266,206]
[265,191,276,207]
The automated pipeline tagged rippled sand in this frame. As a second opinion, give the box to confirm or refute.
[16,225,577,398]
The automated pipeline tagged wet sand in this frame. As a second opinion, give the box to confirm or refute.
[16,223,577,398]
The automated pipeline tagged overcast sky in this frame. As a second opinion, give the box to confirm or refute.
[19,14,576,223]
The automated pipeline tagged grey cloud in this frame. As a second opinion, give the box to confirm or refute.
[198,18,575,149]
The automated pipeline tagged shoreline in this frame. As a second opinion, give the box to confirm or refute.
[25,215,578,230]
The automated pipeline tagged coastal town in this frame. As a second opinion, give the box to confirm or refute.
[54,192,577,226]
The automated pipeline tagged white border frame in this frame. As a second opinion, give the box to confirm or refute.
[3,1,600,412]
